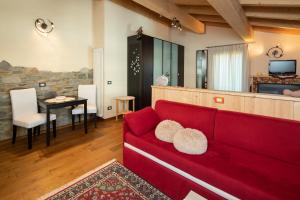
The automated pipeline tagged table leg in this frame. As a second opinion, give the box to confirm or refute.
[46,108,50,146]
[12,125,17,144]
[71,106,75,130]
[115,99,119,121]
[125,100,129,112]
[33,127,37,136]
[133,99,135,112]
[53,120,56,138]
[84,101,87,134]
[123,100,128,118]
[27,128,32,149]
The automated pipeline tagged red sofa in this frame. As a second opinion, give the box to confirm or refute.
[123,100,300,200]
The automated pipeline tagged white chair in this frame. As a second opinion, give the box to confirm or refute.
[10,88,56,149]
[72,85,97,129]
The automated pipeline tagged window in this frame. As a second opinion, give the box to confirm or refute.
[208,44,248,92]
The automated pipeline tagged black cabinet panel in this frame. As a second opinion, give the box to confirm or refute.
[127,36,145,110]
[142,36,154,108]
[128,34,184,110]
[178,45,184,87]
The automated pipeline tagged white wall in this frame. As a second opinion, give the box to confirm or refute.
[93,0,104,48]
[0,0,93,71]
[102,0,172,118]
[249,31,300,76]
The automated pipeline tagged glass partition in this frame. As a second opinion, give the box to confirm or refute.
[153,38,182,86]
[171,43,178,86]
[153,38,163,83]
[163,41,171,85]
[196,50,208,88]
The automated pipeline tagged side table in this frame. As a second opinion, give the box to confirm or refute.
[115,96,135,120]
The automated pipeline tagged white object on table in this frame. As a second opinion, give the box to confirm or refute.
[45,96,75,103]
[184,191,207,200]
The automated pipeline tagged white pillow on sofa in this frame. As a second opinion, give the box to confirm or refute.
[155,120,183,143]
[173,128,207,155]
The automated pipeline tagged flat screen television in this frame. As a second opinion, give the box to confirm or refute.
[268,60,296,76]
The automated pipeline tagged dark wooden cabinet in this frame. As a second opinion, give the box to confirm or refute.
[128,34,184,110]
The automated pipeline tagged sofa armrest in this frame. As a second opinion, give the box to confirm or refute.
[123,119,130,141]
[124,107,160,136]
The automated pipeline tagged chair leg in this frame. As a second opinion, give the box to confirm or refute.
[27,129,32,149]
[93,113,97,128]
[12,125,17,144]
[37,126,41,135]
[33,127,37,136]
[53,120,56,138]
[72,115,75,130]
[78,115,81,123]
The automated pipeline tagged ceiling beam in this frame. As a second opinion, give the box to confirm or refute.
[244,7,300,21]
[205,22,230,28]
[206,0,253,41]
[253,26,300,36]
[111,0,170,26]
[240,0,300,7]
[173,0,209,6]
[131,0,205,33]
[179,6,219,15]
[192,14,226,23]
[249,18,300,29]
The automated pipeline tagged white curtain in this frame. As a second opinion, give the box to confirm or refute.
[207,44,249,92]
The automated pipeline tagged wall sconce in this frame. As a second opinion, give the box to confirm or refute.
[35,18,54,33]
[171,17,182,31]
[266,45,284,58]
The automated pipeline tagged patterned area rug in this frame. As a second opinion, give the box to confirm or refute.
[39,159,170,200]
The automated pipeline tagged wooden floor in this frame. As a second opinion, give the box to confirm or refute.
[0,119,123,200]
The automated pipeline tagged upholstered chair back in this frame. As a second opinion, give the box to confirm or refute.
[78,85,96,106]
[10,88,38,120]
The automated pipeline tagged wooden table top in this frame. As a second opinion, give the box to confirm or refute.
[115,96,135,101]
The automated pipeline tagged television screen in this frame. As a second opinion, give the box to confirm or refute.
[269,60,296,75]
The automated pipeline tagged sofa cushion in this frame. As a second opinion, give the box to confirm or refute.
[155,100,217,140]
[125,131,300,200]
[155,120,183,143]
[173,128,207,155]
[125,107,160,136]
[214,110,300,166]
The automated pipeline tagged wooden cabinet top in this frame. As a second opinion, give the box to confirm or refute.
[152,85,300,102]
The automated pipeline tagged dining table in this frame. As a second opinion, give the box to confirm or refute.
[38,97,88,146]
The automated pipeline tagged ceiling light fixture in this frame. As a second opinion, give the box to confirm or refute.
[35,18,54,33]
[171,17,182,31]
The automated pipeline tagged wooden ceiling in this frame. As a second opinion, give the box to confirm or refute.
[114,0,300,41]
[175,0,300,39]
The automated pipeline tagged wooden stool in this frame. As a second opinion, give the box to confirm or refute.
[115,96,135,120]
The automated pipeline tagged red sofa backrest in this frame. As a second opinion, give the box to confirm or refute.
[215,110,300,166]
[155,100,217,140]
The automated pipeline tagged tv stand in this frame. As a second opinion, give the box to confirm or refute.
[271,74,298,79]
[252,75,300,93]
